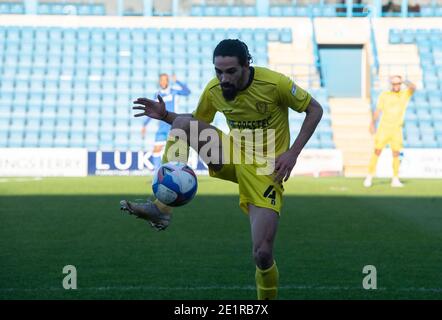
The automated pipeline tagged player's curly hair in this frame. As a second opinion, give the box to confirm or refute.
[213,39,253,66]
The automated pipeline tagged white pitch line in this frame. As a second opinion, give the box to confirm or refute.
[1,285,442,293]
[329,186,349,192]
[0,177,43,183]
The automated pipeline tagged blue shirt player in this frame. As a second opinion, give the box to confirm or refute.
[141,73,191,170]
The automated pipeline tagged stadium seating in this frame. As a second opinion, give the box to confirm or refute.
[0,2,24,14]
[189,4,369,18]
[190,5,256,17]
[0,2,105,15]
[386,28,442,147]
[288,88,334,149]
[37,2,106,15]
[0,25,337,149]
[1,1,441,18]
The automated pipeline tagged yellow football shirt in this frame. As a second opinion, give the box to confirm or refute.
[377,89,413,131]
[192,66,311,158]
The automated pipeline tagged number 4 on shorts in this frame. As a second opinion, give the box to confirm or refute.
[263,185,276,205]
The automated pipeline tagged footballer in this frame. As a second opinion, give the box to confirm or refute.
[121,39,323,300]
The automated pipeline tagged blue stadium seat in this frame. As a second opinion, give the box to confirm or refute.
[6,28,20,43]
[0,130,8,147]
[422,138,438,148]
[204,6,217,16]
[8,131,24,147]
[53,131,69,147]
[0,78,15,93]
[0,3,24,14]
[269,6,283,16]
[436,135,442,147]
[243,6,256,16]
[402,30,415,44]
[84,133,99,149]
[26,117,41,131]
[305,139,321,149]
[405,109,417,121]
[190,5,203,16]
[23,131,39,147]
[0,115,9,129]
[231,6,243,16]
[267,29,280,42]
[70,131,85,147]
[280,28,292,43]
[405,135,423,148]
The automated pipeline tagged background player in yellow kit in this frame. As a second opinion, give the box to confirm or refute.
[121,39,323,300]
[364,75,416,188]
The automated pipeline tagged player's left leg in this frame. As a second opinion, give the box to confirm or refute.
[149,132,167,171]
[121,116,229,230]
[391,150,403,187]
[390,130,404,187]
[249,204,279,300]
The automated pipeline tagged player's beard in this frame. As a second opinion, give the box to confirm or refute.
[221,83,238,101]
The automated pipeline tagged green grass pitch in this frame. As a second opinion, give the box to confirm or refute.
[1,176,441,300]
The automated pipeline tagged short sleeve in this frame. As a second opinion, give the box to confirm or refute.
[191,86,217,124]
[277,75,311,113]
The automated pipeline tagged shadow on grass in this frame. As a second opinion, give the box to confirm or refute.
[1,195,441,300]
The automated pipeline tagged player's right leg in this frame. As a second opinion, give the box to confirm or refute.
[365,131,388,187]
[249,204,279,300]
[364,148,382,187]
[120,116,228,230]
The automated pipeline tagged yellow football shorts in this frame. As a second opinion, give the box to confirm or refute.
[374,128,403,151]
[208,129,284,215]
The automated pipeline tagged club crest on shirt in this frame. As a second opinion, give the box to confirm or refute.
[291,83,297,96]
[255,102,268,114]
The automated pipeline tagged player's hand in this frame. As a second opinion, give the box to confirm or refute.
[273,149,298,183]
[133,95,167,120]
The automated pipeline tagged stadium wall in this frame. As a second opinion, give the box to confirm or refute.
[0,149,344,177]
[3,147,442,178]
[0,148,88,177]
[376,149,442,178]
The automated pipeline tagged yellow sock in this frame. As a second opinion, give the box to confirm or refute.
[154,199,172,214]
[368,153,379,175]
[255,261,279,300]
[162,136,189,164]
[393,156,400,177]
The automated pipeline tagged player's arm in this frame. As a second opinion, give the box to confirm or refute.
[133,95,192,125]
[403,79,416,95]
[288,97,323,156]
[370,108,382,134]
[133,82,215,125]
[370,93,384,134]
[171,75,191,96]
[273,76,322,183]
[274,98,323,183]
